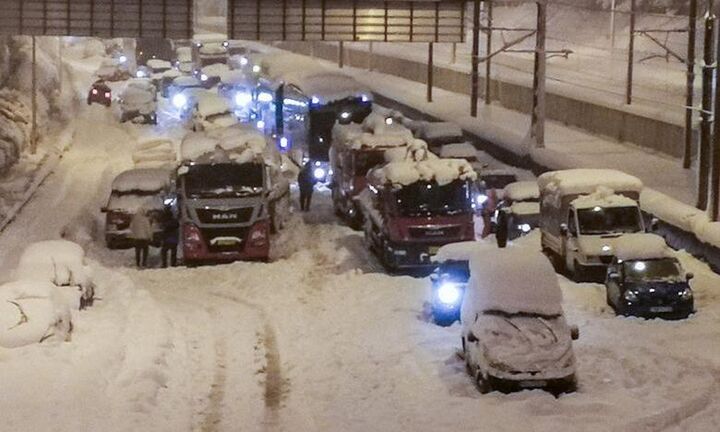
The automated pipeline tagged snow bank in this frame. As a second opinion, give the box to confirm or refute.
[416,122,463,141]
[433,240,495,263]
[504,181,539,202]
[147,59,172,71]
[371,158,477,187]
[538,169,644,196]
[0,280,72,348]
[467,246,563,316]
[571,186,639,209]
[15,240,90,287]
[111,168,171,193]
[614,233,672,261]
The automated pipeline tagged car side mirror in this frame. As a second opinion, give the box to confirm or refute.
[570,325,580,341]
[686,272,695,281]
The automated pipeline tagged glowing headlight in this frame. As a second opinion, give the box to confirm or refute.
[222,41,229,48]
[200,73,209,82]
[340,111,351,120]
[311,96,320,105]
[252,65,261,73]
[172,93,188,109]
[437,283,462,306]
[136,70,146,78]
[602,245,612,253]
[624,290,638,302]
[476,194,488,205]
[680,287,693,300]
[256,120,266,129]
[518,223,532,233]
[361,94,370,102]
[258,91,274,103]
[118,55,127,63]
[279,137,289,149]
[385,117,394,125]
[239,56,249,66]
[313,167,326,180]
[235,92,252,106]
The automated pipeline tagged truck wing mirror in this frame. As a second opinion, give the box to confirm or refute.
[570,325,580,341]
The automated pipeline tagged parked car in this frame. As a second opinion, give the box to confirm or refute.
[102,168,174,249]
[15,240,96,310]
[192,93,238,131]
[168,76,207,117]
[87,80,112,107]
[194,63,230,89]
[119,78,158,124]
[605,234,694,319]
[495,181,540,242]
[461,246,579,395]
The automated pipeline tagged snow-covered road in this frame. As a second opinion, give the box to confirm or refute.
[2,68,720,432]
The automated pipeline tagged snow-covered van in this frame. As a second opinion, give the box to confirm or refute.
[177,125,291,265]
[461,246,578,394]
[191,94,238,132]
[103,168,173,249]
[538,169,645,281]
[330,113,417,227]
[359,156,477,271]
[119,78,158,124]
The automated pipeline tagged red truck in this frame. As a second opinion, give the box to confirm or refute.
[330,114,417,228]
[358,157,477,271]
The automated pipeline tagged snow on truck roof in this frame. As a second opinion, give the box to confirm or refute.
[468,246,564,316]
[571,186,639,209]
[538,169,643,196]
[333,113,415,151]
[504,181,540,202]
[111,168,171,193]
[180,125,267,163]
[613,233,673,261]
[371,158,477,187]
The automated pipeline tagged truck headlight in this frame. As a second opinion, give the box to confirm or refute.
[172,93,188,109]
[313,167,326,180]
[235,92,252,106]
[624,290,639,302]
[518,223,531,233]
[437,283,462,306]
[680,288,693,300]
[200,73,209,82]
[475,194,488,206]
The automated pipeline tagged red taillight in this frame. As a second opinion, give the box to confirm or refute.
[92,89,98,95]
[249,222,269,247]
[183,223,202,244]
[105,92,111,98]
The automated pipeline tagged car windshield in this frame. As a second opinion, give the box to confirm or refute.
[623,258,683,283]
[576,206,642,235]
[353,151,386,176]
[395,180,472,217]
[184,163,263,198]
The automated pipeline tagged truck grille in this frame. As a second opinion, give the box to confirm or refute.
[201,227,249,253]
[409,225,462,239]
[197,207,254,224]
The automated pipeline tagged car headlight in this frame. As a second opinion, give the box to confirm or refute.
[437,283,463,306]
[476,194,488,205]
[200,73,209,82]
[172,93,188,109]
[624,290,638,302]
[518,223,532,233]
[313,167,326,180]
[235,92,252,106]
[680,287,693,300]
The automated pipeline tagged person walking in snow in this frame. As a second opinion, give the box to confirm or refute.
[130,208,154,268]
[298,161,315,212]
[160,206,179,268]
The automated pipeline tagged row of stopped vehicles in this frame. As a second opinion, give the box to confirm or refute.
[103,124,292,265]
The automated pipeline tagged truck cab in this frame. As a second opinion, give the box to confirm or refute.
[538,169,645,281]
[359,158,477,271]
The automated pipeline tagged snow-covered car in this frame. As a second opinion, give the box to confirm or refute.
[168,76,207,116]
[157,69,183,98]
[15,240,96,310]
[195,40,229,68]
[605,235,694,319]
[147,58,173,75]
[217,72,254,121]
[495,181,540,242]
[192,94,238,132]
[96,58,131,82]
[102,168,174,249]
[461,246,578,394]
[87,80,112,107]
[174,46,194,74]
[0,280,72,348]
[119,78,158,124]
[194,63,231,88]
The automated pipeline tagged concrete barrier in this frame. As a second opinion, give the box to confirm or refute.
[279,41,692,159]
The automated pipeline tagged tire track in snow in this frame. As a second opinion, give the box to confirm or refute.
[199,332,227,432]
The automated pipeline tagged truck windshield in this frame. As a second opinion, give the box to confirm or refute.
[395,180,472,217]
[576,206,642,235]
[353,151,386,176]
[184,163,263,198]
[623,259,683,283]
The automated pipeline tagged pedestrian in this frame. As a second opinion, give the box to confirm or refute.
[130,208,154,268]
[298,161,315,212]
[160,206,179,268]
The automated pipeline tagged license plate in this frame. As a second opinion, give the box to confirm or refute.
[429,246,440,255]
[216,239,238,246]
[650,306,673,313]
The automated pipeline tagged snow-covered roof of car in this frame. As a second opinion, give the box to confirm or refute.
[504,181,540,202]
[176,46,192,61]
[111,168,172,193]
[613,234,673,261]
[439,142,477,160]
[468,246,564,316]
[126,78,155,91]
[196,93,232,117]
[219,70,251,85]
[202,63,231,76]
[370,158,477,187]
[180,125,267,163]
[571,187,639,209]
[199,42,227,55]
[538,169,643,196]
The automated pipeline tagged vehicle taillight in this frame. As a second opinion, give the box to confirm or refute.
[183,223,202,244]
[105,92,111,98]
[92,89,98,95]
[249,222,269,247]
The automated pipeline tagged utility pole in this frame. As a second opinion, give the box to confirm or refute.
[31,36,38,155]
[684,0,698,169]
[626,0,636,105]
[57,37,63,97]
[610,0,617,51]
[698,0,715,211]
[530,1,547,148]
[484,0,493,105]
[712,4,720,220]
[471,0,481,117]
[368,41,374,71]
[338,41,344,68]
[427,42,434,102]
[450,42,457,64]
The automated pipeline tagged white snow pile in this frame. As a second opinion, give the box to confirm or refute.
[196,93,232,117]
[371,158,477,187]
[467,246,563,316]
[571,186,638,209]
[0,280,72,348]
[180,125,267,163]
[199,42,227,55]
[613,233,672,261]
[439,142,478,160]
[538,169,644,196]
[433,240,496,263]
[132,139,177,168]
[333,112,415,151]
[504,181,539,202]
[111,168,172,193]
[0,89,31,173]
[120,84,155,111]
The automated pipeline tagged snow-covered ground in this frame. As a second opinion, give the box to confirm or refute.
[2,39,720,432]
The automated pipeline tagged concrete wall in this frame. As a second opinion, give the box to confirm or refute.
[279,42,692,159]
